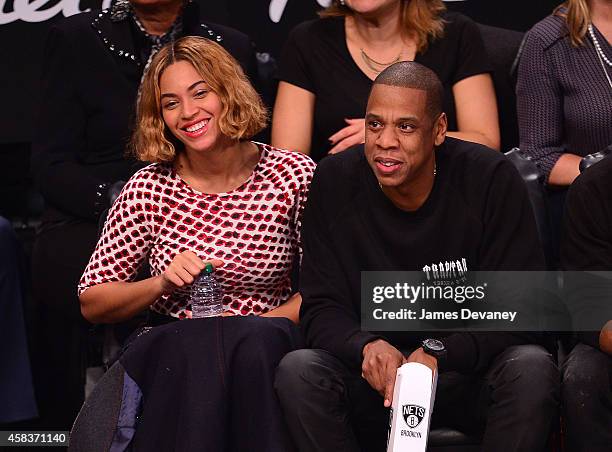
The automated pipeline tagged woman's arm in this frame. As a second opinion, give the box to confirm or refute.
[547,153,582,186]
[271,81,315,154]
[261,293,302,324]
[517,28,570,184]
[80,252,223,323]
[80,276,165,324]
[448,73,500,150]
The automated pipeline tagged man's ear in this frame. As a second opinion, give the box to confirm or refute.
[433,112,447,146]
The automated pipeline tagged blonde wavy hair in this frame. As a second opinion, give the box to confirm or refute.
[320,0,446,53]
[554,0,591,47]
[132,36,267,163]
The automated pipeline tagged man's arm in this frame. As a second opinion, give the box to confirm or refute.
[440,158,548,373]
[299,164,381,370]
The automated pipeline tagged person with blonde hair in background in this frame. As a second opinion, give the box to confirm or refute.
[518,0,611,185]
[75,36,314,451]
[272,0,500,160]
[517,0,612,263]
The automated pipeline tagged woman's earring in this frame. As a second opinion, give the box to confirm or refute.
[339,0,346,5]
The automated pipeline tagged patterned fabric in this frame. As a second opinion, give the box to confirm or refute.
[79,143,315,317]
[517,14,612,180]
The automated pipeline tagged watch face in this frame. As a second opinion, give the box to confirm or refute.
[424,339,444,351]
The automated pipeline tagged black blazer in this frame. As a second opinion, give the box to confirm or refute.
[31,1,257,223]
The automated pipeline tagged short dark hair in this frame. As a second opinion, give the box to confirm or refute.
[372,61,444,119]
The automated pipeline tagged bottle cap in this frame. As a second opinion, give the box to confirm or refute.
[204,263,214,274]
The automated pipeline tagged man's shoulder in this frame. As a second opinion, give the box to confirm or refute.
[441,137,513,173]
[309,146,366,205]
[316,145,365,179]
[440,138,523,204]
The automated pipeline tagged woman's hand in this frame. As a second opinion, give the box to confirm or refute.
[160,251,223,295]
[329,118,366,154]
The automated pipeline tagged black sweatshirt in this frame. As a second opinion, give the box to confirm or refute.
[561,155,612,349]
[299,138,546,373]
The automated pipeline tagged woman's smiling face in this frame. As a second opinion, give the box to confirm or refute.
[159,60,225,154]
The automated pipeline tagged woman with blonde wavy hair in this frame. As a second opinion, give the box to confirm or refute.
[75,36,315,451]
[272,0,500,159]
[517,0,611,186]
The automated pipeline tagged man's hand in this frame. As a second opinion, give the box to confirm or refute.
[404,347,438,374]
[362,339,405,407]
[328,118,365,154]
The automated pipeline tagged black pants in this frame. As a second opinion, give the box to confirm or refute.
[562,342,612,452]
[120,315,302,452]
[30,219,98,429]
[275,345,559,452]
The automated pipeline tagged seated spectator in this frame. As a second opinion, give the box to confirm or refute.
[0,217,37,424]
[272,0,500,159]
[275,62,558,452]
[31,0,258,428]
[517,0,612,187]
[560,155,612,452]
[75,36,314,450]
[517,0,612,265]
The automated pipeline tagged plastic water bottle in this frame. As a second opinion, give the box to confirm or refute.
[189,263,224,318]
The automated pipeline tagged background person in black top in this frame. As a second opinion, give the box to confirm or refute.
[275,62,558,451]
[560,155,612,452]
[271,0,499,160]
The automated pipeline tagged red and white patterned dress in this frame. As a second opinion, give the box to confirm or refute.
[79,143,315,318]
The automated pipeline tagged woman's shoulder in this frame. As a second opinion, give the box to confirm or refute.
[525,14,568,49]
[124,163,175,189]
[441,10,476,26]
[287,16,344,43]
[257,143,316,180]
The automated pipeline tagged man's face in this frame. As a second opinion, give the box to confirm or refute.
[365,84,446,193]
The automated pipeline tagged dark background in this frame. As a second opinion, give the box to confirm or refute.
[0,0,558,215]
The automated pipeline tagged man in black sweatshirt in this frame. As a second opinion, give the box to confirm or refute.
[275,62,559,451]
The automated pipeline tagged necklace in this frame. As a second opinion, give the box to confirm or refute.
[360,48,402,73]
[588,25,612,67]
[588,25,612,90]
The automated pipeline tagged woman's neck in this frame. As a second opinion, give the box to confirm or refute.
[346,3,404,47]
[176,140,260,194]
[132,2,183,36]
[590,0,612,43]
[590,0,612,25]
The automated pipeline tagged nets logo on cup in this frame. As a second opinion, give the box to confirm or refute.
[402,404,426,429]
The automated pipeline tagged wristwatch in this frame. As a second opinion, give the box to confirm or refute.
[421,338,447,359]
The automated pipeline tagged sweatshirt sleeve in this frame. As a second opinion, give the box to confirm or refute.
[299,166,381,370]
[440,158,548,373]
